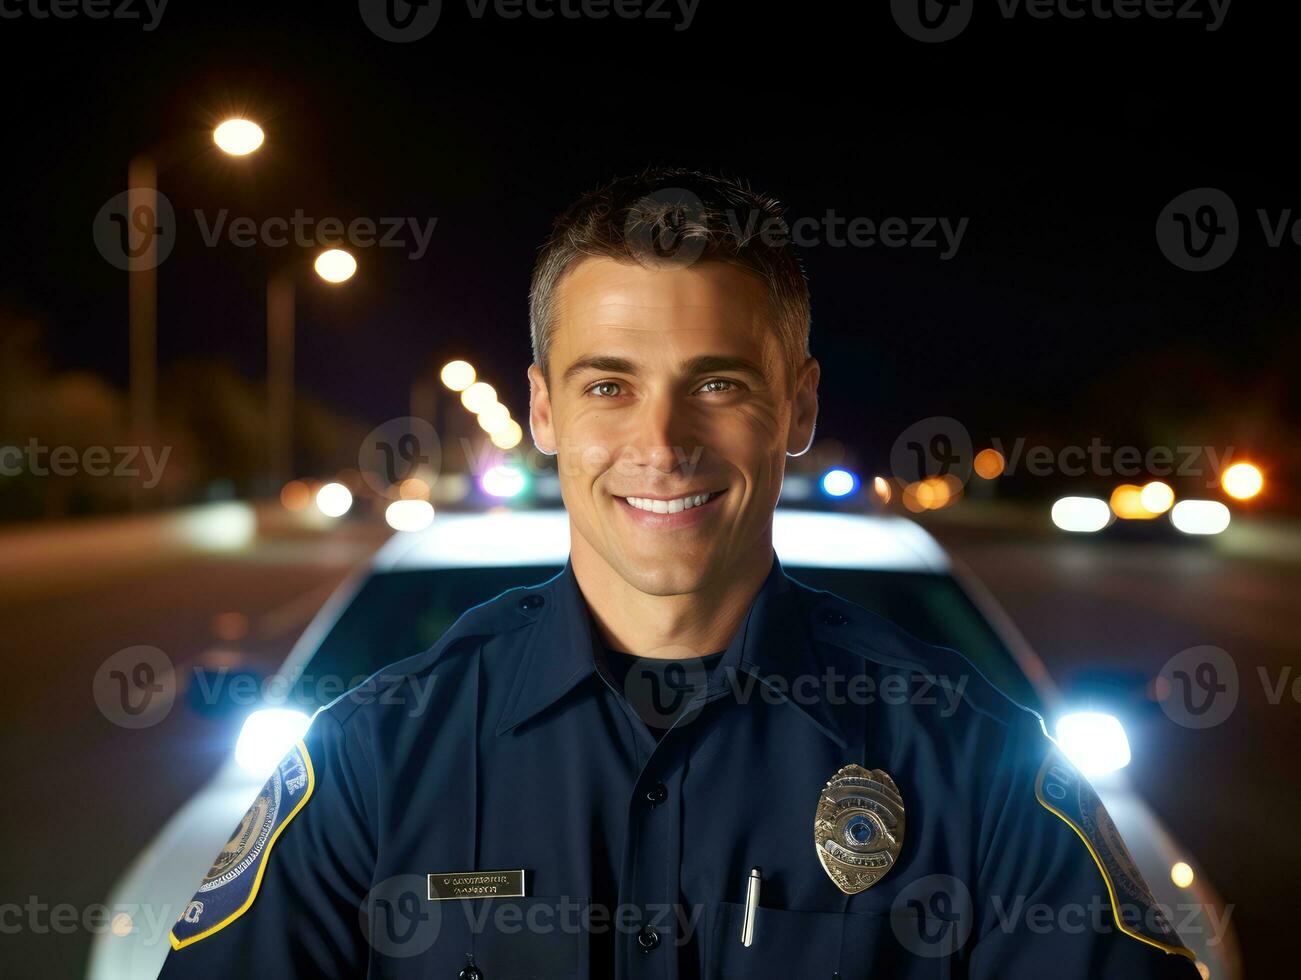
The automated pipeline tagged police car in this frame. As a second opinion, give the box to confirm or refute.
[89,508,1239,979]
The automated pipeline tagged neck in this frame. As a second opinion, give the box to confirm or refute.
[569,531,774,659]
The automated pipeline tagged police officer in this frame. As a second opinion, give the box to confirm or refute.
[159,170,1200,979]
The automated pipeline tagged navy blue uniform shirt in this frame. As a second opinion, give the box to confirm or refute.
[160,553,1199,979]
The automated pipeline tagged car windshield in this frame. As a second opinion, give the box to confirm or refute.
[302,565,1041,713]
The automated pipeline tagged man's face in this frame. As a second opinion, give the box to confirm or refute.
[528,257,819,597]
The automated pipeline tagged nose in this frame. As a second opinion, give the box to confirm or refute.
[624,387,694,474]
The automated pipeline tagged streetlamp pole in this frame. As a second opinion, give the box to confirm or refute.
[127,154,157,454]
[267,270,296,492]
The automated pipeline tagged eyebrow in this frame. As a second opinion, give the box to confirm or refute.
[561,354,770,386]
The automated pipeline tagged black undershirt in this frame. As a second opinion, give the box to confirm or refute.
[601,648,727,740]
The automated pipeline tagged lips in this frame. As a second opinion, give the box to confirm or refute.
[622,491,720,514]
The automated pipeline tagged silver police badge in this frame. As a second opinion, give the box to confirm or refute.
[814,763,906,895]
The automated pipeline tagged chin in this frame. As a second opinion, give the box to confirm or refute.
[616,550,716,597]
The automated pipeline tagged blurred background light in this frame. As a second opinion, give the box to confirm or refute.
[1171,499,1231,535]
[1056,711,1131,776]
[1110,483,1155,520]
[439,359,476,392]
[384,499,435,532]
[480,464,526,498]
[279,479,311,512]
[314,482,353,517]
[460,382,497,414]
[476,402,512,433]
[820,467,859,498]
[397,477,429,500]
[489,419,524,450]
[235,708,312,776]
[1051,496,1110,533]
[873,476,892,503]
[313,248,357,284]
[1171,861,1196,889]
[213,118,265,156]
[1221,462,1263,500]
[973,448,1005,479]
[1139,480,1175,515]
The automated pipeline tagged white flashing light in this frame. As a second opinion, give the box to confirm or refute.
[1056,712,1132,776]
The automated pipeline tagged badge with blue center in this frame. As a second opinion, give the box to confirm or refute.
[814,763,906,894]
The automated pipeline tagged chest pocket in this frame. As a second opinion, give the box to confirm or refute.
[460,896,590,980]
[705,901,951,980]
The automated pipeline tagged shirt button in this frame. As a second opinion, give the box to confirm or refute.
[819,608,848,627]
[637,925,661,951]
[645,783,668,806]
[518,594,545,611]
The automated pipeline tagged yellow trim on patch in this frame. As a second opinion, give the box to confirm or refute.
[1033,755,1195,962]
[169,739,317,950]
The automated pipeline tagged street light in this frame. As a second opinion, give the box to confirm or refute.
[213,119,266,156]
[314,248,358,284]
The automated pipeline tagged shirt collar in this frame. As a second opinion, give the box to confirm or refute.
[494,553,850,749]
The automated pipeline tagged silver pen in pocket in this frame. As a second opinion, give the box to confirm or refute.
[740,867,762,947]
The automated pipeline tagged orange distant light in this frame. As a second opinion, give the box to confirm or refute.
[974,448,1005,480]
[1221,462,1263,500]
[280,479,310,511]
[1110,484,1154,520]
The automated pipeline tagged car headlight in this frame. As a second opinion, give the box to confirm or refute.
[235,708,313,777]
[1055,711,1132,776]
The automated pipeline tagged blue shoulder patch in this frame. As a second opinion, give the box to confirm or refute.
[170,740,316,949]
[1035,745,1196,962]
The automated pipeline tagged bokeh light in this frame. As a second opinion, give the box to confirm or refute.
[440,360,476,391]
[1221,462,1263,500]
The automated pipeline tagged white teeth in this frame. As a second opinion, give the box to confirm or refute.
[624,492,716,513]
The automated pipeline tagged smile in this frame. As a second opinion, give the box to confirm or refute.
[622,491,721,514]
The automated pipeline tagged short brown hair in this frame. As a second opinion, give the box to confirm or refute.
[529,167,811,384]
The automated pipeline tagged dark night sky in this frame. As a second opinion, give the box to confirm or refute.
[2,1,1297,481]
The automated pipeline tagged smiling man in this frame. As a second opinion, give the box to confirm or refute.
[158,170,1199,979]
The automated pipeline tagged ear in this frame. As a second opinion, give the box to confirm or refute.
[528,362,558,456]
[786,356,820,457]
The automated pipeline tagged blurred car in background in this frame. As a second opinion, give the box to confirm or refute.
[89,508,1239,979]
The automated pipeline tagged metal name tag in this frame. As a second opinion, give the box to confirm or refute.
[427,869,527,901]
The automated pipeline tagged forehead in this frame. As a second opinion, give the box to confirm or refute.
[550,257,778,362]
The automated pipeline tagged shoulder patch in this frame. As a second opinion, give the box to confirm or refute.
[169,740,316,949]
[1034,746,1195,961]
